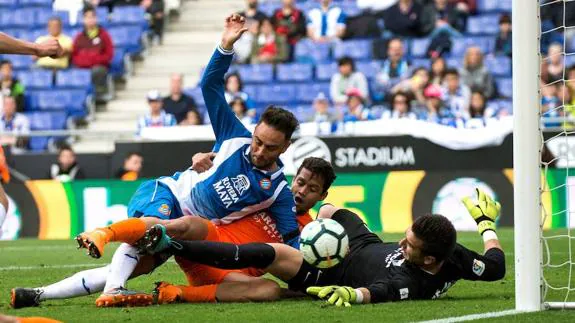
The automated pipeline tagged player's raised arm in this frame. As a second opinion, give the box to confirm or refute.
[0,32,64,57]
[200,14,251,147]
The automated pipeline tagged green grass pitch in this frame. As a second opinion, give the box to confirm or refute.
[1,229,574,322]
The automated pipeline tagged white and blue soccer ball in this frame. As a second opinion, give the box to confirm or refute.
[299,218,349,269]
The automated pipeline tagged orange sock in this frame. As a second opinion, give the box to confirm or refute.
[96,218,148,245]
[18,317,63,323]
[179,284,217,303]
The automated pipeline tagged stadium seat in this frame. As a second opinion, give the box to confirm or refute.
[242,85,258,100]
[110,6,147,26]
[19,0,53,7]
[339,1,361,17]
[356,61,382,80]
[410,58,431,69]
[35,8,56,27]
[315,62,338,81]
[110,48,129,78]
[28,136,49,151]
[28,90,87,112]
[333,39,372,60]
[108,25,144,54]
[27,111,67,130]
[1,8,36,28]
[0,0,16,7]
[276,63,314,82]
[256,84,297,104]
[466,14,500,35]
[234,64,274,83]
[258,1,276,17]
[409,38,431,58]
[485,55,512,77]
[1,29,22,39]
[445,57,460,68]
[2,54,33,70]
[296,82,331,104]
[285,105,314,122]
[496,78,512,98]
[17,70,53,89]
[183,87,205,108]
[451,37,494,56]
[477,0,512,12]
[294,39,332,63]
[56,69,92,89]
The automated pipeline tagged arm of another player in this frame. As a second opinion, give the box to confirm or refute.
[0,33,63,57]
[269,186,300,249]
[200,14,251,148]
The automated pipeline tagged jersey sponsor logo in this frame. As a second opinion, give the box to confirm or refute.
[213,174,251,208]
[399,288,409,300]
[259,178,271,190]
[385,248,405,268]
[472,259,486,276]
[158,204,171,216]
[432,281,456,299]
[251,211,282,241]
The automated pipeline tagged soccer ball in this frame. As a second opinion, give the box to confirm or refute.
[300,218,349,269]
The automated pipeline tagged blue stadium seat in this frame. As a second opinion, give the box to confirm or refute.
[1,29,22,39]
[108,26,144,54]
[28,136,49,151]
[485,55,511,77]
[356,61,382,80]
[409,38,431,58]
[17,70,53,89]
[276,63,314,82]
[496,78,512,98]
[110,48,128,78]
[286,105,314,122]
[183,87,205,107]
[446,57,460,68]
[63,26,82,39]
[19,0,53,7]
[451,37,494,56]
[0,0,17,7]
[234,64,274,83]
[258,1,276,17]
[565,54,575,67]
[477,0,511,12]
[1,8,36,28]
[294,39,332,63]
[110,6,146,26]
[467,14,500,35]
[256,84,297,104]
[315,62,338,81]
[296,82,330,104]
[21,29,46,42]
[36,8,56,27]
[26,111,67,130]
[333,39,372,60]
[28,90,87,112]
[410,58,431,69]
[339,1,361,17]
[2,54,33,70]
[488,99,512,115]
[56,69,92,89]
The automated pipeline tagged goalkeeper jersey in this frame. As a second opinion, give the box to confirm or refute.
[158,46,299,248]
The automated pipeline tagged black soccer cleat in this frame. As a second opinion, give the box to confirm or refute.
[10,287,43,309]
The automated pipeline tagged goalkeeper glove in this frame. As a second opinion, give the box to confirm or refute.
[307,286,356,307]
[461,188,501,235]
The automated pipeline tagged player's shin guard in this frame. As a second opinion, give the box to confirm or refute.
[169,240,276,269]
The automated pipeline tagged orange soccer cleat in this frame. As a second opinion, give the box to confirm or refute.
[152,281,183,305]
[95,288,153,307]
[75,229,110,259]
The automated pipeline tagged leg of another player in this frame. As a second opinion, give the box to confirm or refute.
[163,216,212,241]
[216,274,281,302]
[316,204,339,220]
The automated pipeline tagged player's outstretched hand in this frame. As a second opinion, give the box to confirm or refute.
[461,188,501,235]
[307,286,355,307]
[221,13,248,51]
[191,152,216,173]
[35,38,64,58]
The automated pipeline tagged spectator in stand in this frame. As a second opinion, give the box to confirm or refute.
[380,0,434,38]
[459,46,495,99]
[239,0,268,23]
[163,73,198,124]
[250,18,289,64]
[143,0,166,45]
[381,91,417,120]
[420,84,445,122]
[307,0,347,42]
[448,0,476,14]
[224,73,255,111]
[0,60,25,112]
[541,82,562,128]
[48,145,86,182]
[430,57,446,85]
[115,152,143,181]
[230,97,254,126]
[137,90,176,134]
[234,19,259,64]
[342,88,374,122]
[374,38,409,99]
[179,110,203,126]
[390,67,430,105]
[72,6,114,102]
[309,92,335,122]
[469,90,494,119]
[330,56,370,106]
[35,17,73,70]
[0,96,29,152]
[429,0,465,38]
[495,14,512,58]
[543,43,564,84]
[271,0,307,60]
[441,68,471,119]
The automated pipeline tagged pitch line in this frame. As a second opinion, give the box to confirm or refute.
[417,309,531,323]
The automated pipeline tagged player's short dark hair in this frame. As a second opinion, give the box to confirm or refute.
[297,157,336,193]
[444,68,459,78]
[48,16,62,24]
[337,56,355,70]
[83,5,96,16]
[58,143,75,155]
[0,60,12,68]
[411,214,456,262]
[258,106,299,141]
[125,152,142,160]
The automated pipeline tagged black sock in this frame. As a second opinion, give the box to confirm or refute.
[169,240,276,269]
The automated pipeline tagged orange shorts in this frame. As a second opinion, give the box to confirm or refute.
[175,212,282,286]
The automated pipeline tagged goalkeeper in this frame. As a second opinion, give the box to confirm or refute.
[142,189,506,306]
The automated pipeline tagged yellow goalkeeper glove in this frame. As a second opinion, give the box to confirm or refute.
[462,188,501,235]
[307,286,356,307]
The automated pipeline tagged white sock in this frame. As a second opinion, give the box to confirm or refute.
[104,243,140,292]
[0,202,7,231]
[39,265,109,300]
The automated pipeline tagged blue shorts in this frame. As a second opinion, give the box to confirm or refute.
[127,180,184,220]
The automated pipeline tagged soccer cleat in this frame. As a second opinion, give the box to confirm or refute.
[10,288,43,309]
[152,281,182,304]
[95,287,153,307]
[75,229,108,259]
[142,224,172,254]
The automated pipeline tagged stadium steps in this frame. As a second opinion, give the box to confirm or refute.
[73,0,243,153]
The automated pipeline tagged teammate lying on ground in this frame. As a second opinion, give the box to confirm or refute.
[142,189,506,306]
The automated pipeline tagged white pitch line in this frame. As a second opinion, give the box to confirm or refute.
[417,309,531,323]
[0,263,102,271]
